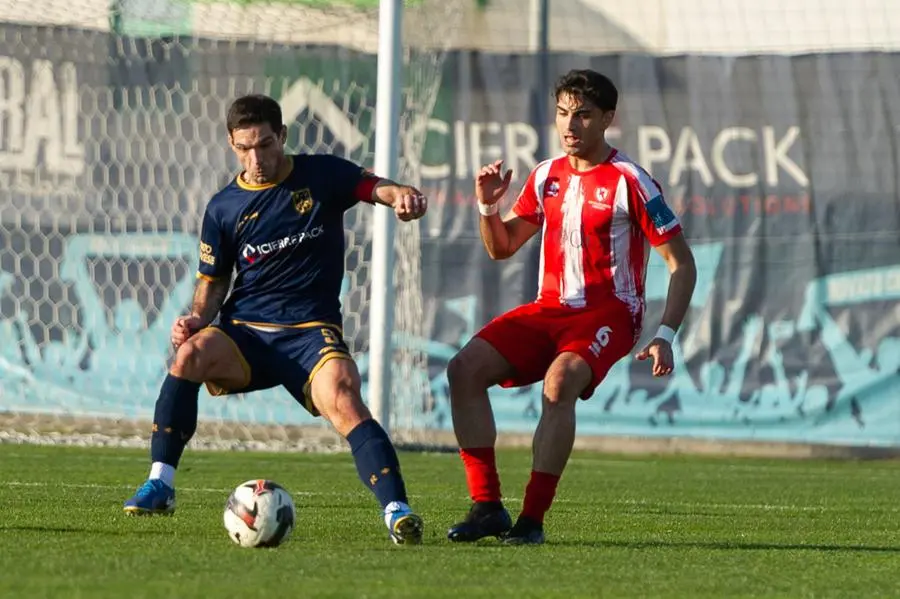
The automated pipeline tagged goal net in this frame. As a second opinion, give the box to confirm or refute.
[0,0,462,449]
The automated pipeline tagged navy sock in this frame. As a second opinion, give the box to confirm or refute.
[150,374,201,468]
[346,419,408,508]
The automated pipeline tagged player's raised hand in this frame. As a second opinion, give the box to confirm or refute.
[393,186,428,222]
[171,314,204,349]
[475,159,513,206]
[635,338,675,377]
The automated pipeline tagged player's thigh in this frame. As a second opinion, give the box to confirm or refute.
[452,303,554,389]
[172,325,252,390]
[272,325,363,418]
[555,300,638,400]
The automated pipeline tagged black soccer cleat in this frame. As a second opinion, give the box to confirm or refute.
[501,515,545,545]
[447,501,513,542]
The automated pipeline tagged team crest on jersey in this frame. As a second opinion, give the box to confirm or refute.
[292,188,315,215]
[590,187,611,210]
[546,179,560,197]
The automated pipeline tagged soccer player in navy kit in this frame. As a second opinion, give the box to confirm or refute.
[123,94,428,545]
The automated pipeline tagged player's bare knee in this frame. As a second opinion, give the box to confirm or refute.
[542,375,579,408]
[447,352,468,388]
[543,356,590,407]
[331,376,366,418]
[448,352,488,399]
[448,340,501,392]
[312,360,370,432]
[169,341,208,382]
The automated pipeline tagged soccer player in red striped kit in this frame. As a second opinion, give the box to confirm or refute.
[446,69,698,544]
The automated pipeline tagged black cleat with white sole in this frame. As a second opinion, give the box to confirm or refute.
[447,501,512,542]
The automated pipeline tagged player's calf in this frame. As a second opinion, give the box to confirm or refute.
[446,339,518,541]
[123,372,201,516]
[310,357,423,544]
[124,328,245,516]
[447,339,509,447]
[507,352,589,541]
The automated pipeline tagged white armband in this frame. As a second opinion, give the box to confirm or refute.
[478,202,500,216]
[655,325,676,344]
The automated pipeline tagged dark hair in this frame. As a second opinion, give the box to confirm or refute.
[554,69,618,112]
[226,94,283,134]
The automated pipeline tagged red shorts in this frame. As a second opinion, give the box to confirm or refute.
[475,298,641,399]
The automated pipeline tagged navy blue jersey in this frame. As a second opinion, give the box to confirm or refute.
[197,154,378,326]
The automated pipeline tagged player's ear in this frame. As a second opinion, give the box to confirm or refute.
[278,125,287,145]
[601,109,616,129]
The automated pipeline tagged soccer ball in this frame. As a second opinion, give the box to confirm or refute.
[223,479,296,548]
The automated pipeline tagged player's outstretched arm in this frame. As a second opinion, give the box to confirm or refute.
[635,233,697,376]
[371,180,427,222]
[475,160,540,260]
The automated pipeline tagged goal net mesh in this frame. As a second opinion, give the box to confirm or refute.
[0,0,463,449]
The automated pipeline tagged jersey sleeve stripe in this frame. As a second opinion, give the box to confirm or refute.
[611,155,657,202]
[612,155,681,234]
[512,158,555,224]
[532,158,554,213]
[196,272,221,282]
[354,174,381,204]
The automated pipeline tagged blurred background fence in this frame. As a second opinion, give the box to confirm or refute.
[0,0,898,449]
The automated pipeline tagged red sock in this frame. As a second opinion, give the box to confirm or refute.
[520,470,560,524]
[459,447,501,503]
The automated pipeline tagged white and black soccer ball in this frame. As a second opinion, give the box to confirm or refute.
[223,479,296,548]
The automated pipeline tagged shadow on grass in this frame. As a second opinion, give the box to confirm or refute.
[0,525,177,536]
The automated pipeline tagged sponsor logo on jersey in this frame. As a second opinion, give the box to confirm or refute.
[241,225,325,264]
[199,241,215,266]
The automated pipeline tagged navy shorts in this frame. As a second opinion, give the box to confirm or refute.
[205,320,352,416]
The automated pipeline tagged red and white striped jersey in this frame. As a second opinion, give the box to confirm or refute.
[512,149,682,310]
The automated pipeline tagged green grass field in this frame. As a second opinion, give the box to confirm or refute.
[1,444,898,598]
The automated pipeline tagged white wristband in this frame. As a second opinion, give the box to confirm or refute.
[478,202,500,216]
[655,325,676,344]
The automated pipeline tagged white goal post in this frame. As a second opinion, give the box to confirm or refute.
[368,0,404,432]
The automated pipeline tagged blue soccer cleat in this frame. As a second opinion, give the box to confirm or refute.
[123,479,176,516]
[384,501,423,545]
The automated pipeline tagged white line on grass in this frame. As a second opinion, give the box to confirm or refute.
[612,498,828,512]
[3,481,333,496]
[4,481,897,513]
